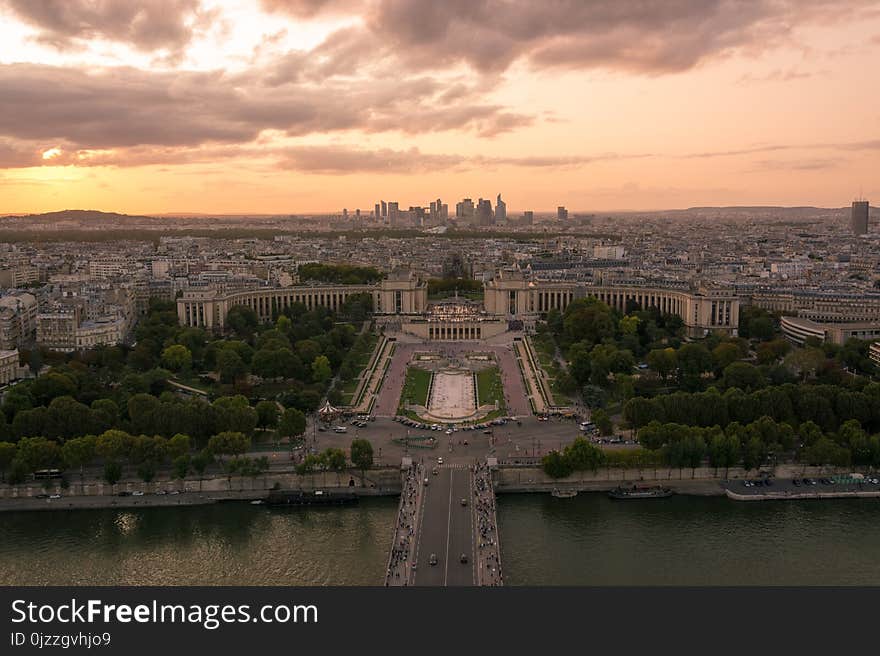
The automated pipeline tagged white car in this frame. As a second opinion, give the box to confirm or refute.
[437,457,444,465]
[445,429,453,435]
[132,491,144,496]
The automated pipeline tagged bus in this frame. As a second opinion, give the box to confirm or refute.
[32,469,63,480]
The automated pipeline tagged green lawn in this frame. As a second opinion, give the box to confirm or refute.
[476,367,505,409]
[399,367,433,410]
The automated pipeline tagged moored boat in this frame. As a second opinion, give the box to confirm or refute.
[608,485,673,500]
[551,488,577,498]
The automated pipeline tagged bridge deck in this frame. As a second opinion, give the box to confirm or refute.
[386,460,502,587]
[384,464,424,586]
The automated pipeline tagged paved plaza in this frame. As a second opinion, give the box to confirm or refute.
[373,338,532,419]
[427,369,476,420]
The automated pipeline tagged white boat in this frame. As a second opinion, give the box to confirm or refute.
[551,488,577,498]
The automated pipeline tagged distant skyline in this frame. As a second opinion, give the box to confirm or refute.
[1,0,880,214]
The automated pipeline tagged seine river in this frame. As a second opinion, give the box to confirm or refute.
[2,495,880,585]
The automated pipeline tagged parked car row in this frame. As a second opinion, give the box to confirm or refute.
[743,477,880,489]
[742,479,774,488]
[394,416,516,432]
[34,490,185,500]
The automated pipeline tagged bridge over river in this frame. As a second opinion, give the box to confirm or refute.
[385,459,503,586]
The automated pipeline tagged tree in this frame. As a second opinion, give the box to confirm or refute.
[568,343,592,386]
[213,396,258,435]
[592,409,613,436]
[712,342,741,371]
[226,305,259,339]
[0,441,16,482]
[161,344,192,372]
[798,421,824,448]
[756,339,790,365]
[256,401,280,430]
[136,462,156,483]
[322,448,347,471]
[95,429,134,463]
[747,316,775,341]
[127,342,158,371]
[12,406,47,439]
[191,450,214,490]
[90,398,120,433]
[278,408,307,441]
[350,438,373,477]
[103,460,122,486]
[30,372,77,405]
[562,437,606,471]
[44,395,92,441]
[542,450,574,479]
[561,298,615,347]
[722,362,765,392]
[217,349,247,384]
[311,355,332,384]
[251,349,283,379]
[172,454,191,480]
[624,398,662,430]
[708,433,740,475]
[836,419,866,448]
[129,435,168,468]
[127,394,162,436]
[2,386,34,422]
[647,348,677,380]
[16,436,61,473]
[62,435,97,486]
[741,435,766,472]
[677,344,713,386]
[682,433,707,477]
[619,315,640,336]
[167,433,191,460]
[802,437,851,467]
[207,431,251,460]
[784,347,825,382]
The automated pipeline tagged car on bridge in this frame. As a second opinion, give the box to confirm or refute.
[430,553,438,566]
[460,498,468,506]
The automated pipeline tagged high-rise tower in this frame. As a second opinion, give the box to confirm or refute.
[851,200,869,235]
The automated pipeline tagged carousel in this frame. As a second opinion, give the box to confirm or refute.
[317,400,343,424]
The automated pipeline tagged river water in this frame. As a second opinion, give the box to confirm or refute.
[2,495,880,585]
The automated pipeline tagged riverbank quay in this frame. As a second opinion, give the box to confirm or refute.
[4,461,880,513]
[492,463,880,497]
[0,466,403,513]
[723,476,880,501]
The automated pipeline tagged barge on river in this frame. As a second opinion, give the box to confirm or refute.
[608,485,673,500]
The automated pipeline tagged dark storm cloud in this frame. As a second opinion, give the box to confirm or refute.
[260,0,878,75]
[0,0,212,53]
[0,62,531,158]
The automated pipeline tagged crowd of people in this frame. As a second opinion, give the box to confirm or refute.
[473,461,503,586]
[385,462,424,586]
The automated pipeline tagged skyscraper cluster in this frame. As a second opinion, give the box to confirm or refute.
[354,193,570,227]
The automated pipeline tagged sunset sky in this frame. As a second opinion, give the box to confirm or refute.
[1,0,879,214]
